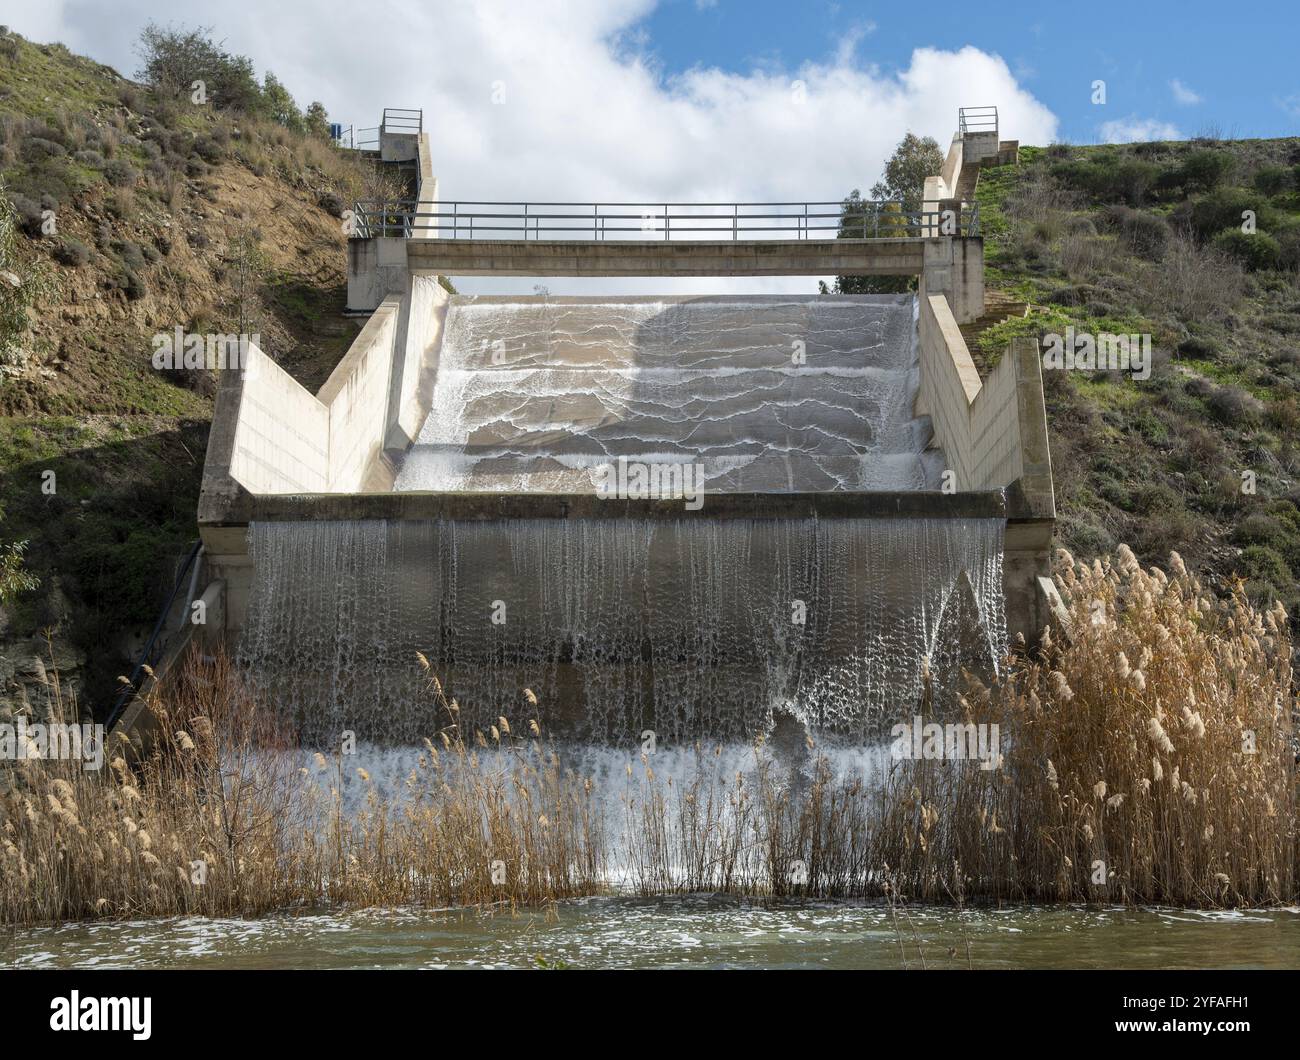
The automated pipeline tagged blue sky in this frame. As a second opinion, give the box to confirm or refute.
[634,0,1300,142]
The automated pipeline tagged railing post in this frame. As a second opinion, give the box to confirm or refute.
[733,203,738,240]
[524,203,528,241]
[664,204,669,241]
[594,204,598,240]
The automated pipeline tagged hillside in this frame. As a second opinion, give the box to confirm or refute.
[968,136,1300,623]
[0,27,382,710]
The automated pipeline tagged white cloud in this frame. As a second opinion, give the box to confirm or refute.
[1169,79,1201,105]
[0,0,1057,292]
[1098,116,1183,144]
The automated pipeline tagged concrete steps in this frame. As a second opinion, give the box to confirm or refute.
[958,291,1029,374]
[955,161,980,204]
[395,296,945,493]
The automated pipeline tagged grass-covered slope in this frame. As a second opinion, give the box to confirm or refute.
[0,27,380,707]
[974,137,1300,619]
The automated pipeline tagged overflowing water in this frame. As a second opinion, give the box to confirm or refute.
[237,516,1005,745]
[238,293,1005,746]
[393,295,943,493]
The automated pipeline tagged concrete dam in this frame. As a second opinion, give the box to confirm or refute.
[124,108,1056,749]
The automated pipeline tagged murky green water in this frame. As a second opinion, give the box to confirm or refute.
[4,899,1298,969]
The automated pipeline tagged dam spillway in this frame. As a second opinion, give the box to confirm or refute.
[393,295,943,494]
[237,514,1006,744]
[181,115,1056,756]
[229,294,1007,745]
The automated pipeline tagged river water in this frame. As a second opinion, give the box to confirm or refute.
[5,901,1298,970]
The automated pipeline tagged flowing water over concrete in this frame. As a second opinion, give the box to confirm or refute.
[8,903,1298,970]
[393,295,943,493]
[236,294,1004,744]
[237,516,1005,744]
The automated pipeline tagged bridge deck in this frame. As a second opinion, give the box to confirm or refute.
[405,237,935,276]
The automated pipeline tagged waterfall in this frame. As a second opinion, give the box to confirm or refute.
[237,516,1005,746]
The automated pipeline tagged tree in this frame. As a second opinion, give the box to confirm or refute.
[870,132,944,213]
[260,72,303,131]
[822,132,944,295]
[134,23,261,112]
[304,101,331,140]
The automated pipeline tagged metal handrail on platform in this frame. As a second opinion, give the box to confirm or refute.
[349,199,980,240]
[958,105,998,137]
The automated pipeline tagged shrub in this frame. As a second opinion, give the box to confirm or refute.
[1276,224,1300,271]
[72,148,104,168]
[110,239,146,272]
[191,135,225,164]
[1058,232,1107,278]
[103,159,138,187]
[1254,165,1293,196]
[121,269,147,301]
[1178,149,1235,192]
[1104,204,1169,258]
[19,136,67,163]
[317,190,346,218]
[51,238,90,267]
[1212,229,1282,271]
[1206,384,1265,424]
[1235,544,1292,585]
[1190,189,1277,240]
[6,191,45,237]
[1053,157,1159,205]
[1151,236,1245,322]
[1233,513,1286,550]
[1176,335,1221,360]
[135,23,261,112]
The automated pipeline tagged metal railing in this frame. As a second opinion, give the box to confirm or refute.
[349,200,979,240]
[104,540,203,731]
[381,107,423,134]
[958,105,998,137]
[333,108,421,150]
[333,125,379,150]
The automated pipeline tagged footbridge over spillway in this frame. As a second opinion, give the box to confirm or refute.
[115,107,1055,748]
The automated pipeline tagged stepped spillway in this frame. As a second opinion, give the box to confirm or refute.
[393,295,944,494]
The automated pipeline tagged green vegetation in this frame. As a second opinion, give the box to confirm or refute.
[134,23,330,133]
[974,135,1300,617]
[822,133,944,296]
[0,24,378,710]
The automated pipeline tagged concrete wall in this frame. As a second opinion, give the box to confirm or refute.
[347,237,409,313]
[209,285,450,501]
[916,293,1053,503]
[919,238,984,324]
[387,274,450,450]
[406,236,931,277]
[916,292,1055,643]
[320,297,401,491]
[227,346,329,493]
[923,135,964,236]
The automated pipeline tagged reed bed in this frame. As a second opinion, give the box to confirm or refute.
[1,545,1295,924]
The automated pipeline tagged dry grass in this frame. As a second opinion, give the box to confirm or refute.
[1,546,1295,925]
[0,653,603,925]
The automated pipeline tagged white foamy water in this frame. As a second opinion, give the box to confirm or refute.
[238,516,1005,744]
[272,739,899,891]
[393,295,943,493]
